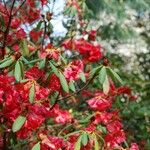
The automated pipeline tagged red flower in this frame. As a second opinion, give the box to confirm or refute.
[75,39,103,62]
[87,96,111,111]
[25,67,45,80]
[94,111,120,125]
[27,8,40,23]
[62,39,103,62]
[11,18,21,29]
[41,135,66,150]
[88,30,97,41]
[40,0,48,6]
[55,110,72,124]
[48,74,61,93]
[16,28,26,39]
[105,130,126,149]
[64,60,84,81]
[40,44,59,60]
[129,143,139,150]
[30,30,42,41]
[106,120,123,133]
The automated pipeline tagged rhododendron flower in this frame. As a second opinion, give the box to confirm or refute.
[62,38,103,62]
[26,9,40,23]
[40,135,66,150]
[48,74,61,93]
[106,120,123,133]
[35,86,49,100]
[129,143,139,150]
[40,44,59,60]
[105,130,126,149]
[25,67,45,80]
[64,60,84,81]
[41,0,48,6]
[88,30,97,41]
[94,111,120,125]
[87,96,111,111]
[55,110,72,124]
[11,18,21,29]
[16,28,26,39]
[30,30,42,41]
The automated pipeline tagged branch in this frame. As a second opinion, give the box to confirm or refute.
[12,0,26,16]
[2,0,9,15]
[41,19,47,50]
[1,0,16,59]
[50,73,97,110]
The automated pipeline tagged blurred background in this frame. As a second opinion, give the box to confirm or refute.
[56,0,150,148]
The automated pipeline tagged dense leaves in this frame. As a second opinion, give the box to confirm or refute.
[0,0,148,150]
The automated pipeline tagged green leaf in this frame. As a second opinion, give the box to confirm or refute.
[69,80,76,92]
[32,142,41,150]
[82,132,88,146]
[20,39,29,56]
[36,21,43,31]
[79,72,86,83]
[89,66,102,79]
[38,59,46,69]
[107,67,123,84]
[0,57,14,69]
[74,135,82,150]
[59,71,69,93]
[14,61,22,82]
[0,57,10,64]
[49,62,59,77]
[19,60,24,79]
[60,55,67,65]
[29,84,35,103]
[94,134,99,150]
[98,67,106,84]
[50,92,59,105]
[12,115,26,132]
[103,74,110,94]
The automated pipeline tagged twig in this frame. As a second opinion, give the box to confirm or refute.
[41,20,47,50]
[50,73,97,110]
[1,0,16,59]
[12,0,26,16]
[2,0,9,15]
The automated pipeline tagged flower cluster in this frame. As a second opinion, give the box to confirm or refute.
[0,0,140,150]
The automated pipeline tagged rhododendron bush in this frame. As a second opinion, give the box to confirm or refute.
[0,0,140,150]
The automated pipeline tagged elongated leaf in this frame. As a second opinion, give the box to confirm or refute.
[69,80,76,92]
[20,39,29,56]
[107,67,123,84]
[94,135,100,150]
[32,142,41,150]
[14,61,22,82]
[19,60,24,79]
[89,66,102,79]
[74,135,82,150]
[99,67,106,84]
[79,72,86,83]
[36,21,43,31]
[38,59,46,69]
[0,57,10,64]
[60,55,67,65]
[82,133,88,146]
[50,92,59,105]
[50,62,59,77]
[103,75,110,94]
[12,115,26,132]
[0,57,14,68]
[59,72,69,93]
[29,84,35,103]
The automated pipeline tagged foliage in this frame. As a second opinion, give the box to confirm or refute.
[0,0,149,150]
